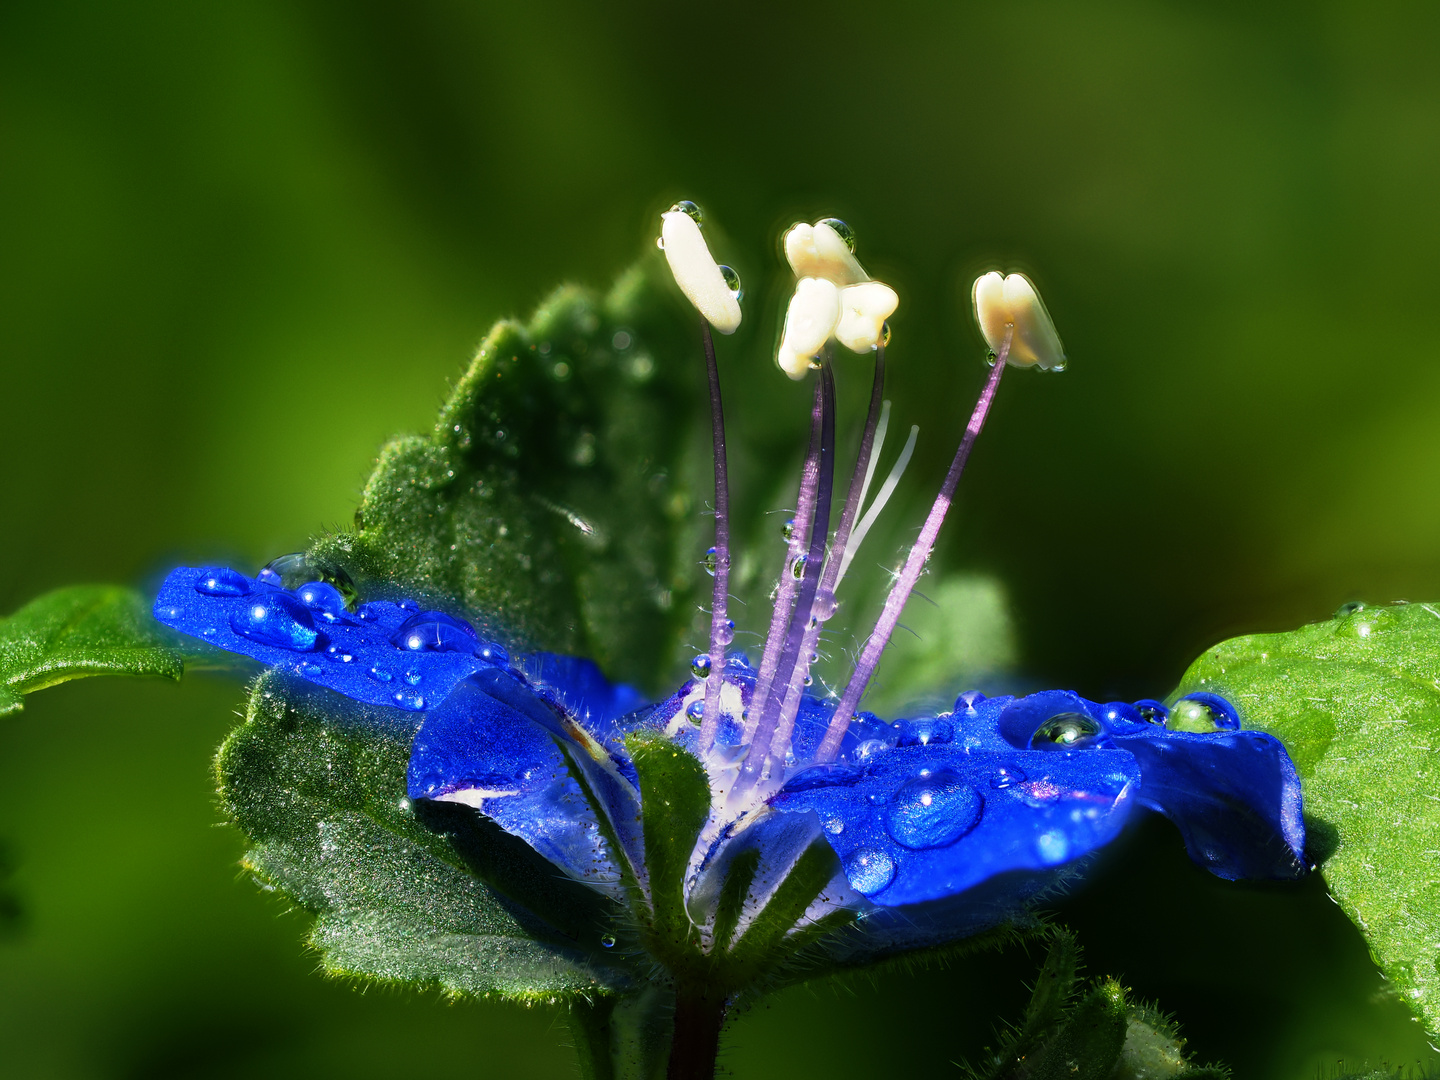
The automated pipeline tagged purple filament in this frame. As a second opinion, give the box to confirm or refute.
[742,377,824,744]
[815,328,1014,762]
[768,343,887,759]
[697,320,732,749]
[737,362,837,794]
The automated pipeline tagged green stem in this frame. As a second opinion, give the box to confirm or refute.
[666,986,727,1080]
[567,989,673,1080]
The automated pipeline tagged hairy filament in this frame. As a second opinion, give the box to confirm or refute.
[816,328,1014,762]
[767,345,888,761]
[837,423,919,583]
[738,363,837,794]
[857,400,891,523]
[698,321,732,750]
[742,378,824,744]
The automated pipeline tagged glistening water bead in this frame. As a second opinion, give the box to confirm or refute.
[1029,713,1103,750]
[884,768,984,850]
[229,593,323,652]
[195,568,251,597]
[817,217,856,253]
[844,846,896,896]
[390,611,477,654]
[690,655,712,679]
[718,265,742,301]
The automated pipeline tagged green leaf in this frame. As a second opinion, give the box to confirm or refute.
[0,585,185,716]
[219,671,634,1000]
[309,264,706,692]
[1172,601,1440,1037]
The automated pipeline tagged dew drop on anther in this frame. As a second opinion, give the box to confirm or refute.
[669,200,703,226]
[884,767,983,850]
[718,264,742,301]
[195,568,250,597]
[844,847,895,897]
[818,217,856,253]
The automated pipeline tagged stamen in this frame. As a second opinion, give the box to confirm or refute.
[837,422,919,583]
[767,344,889,761]
[742,378,824,744]
[738,362,837,794]
[815,326,1015,762]
[697,321,732,749]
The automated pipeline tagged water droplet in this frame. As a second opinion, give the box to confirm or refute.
[1135,699,1168,724]
[852,738,886,763]
[782,763,863,792]
[1335,601,1366,618]
[258,554,357,608]
[818,217,856,253]
[718,264,742,301]
[990,764,1027,789]
[690,654,712,679]
[824,817,844,835]
[390,611,477,654]
[791,554,807,580]
[302,663,322,677]
[1166,693,1240,733]
[884,767,983,850]
[686,699,704,724]
[844,847,895,896]
[703,547,718,576]
[404,670,423,686]
[895,717,955,748]
[295,580,348,622]
[669,200,703,226]
[655,235,665,250]
[601,934,617,949]
[195,568,250,597]
[782,518,796,542]
[1036,829,1070,864]
[478,641,509,666]
[716,619,735,646]
[880,320,892,347]
[324,643,354,663]
[1030,713,1103,750]
[393,690,426,711]
[229,594,324,652]
[811,589,838,621]
[369,666,393,684]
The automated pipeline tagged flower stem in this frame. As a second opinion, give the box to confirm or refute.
[816,329,1013,761]
[743,376,824,744]
[698,320,732,750]
[666,988,727,1080]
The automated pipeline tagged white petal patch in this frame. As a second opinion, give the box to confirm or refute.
[433,787,521,809]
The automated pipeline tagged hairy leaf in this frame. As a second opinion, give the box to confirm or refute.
[220,671,634,1000]
[1173,601,1440,1037]
[309,264,706,693]
[0,585,185,716]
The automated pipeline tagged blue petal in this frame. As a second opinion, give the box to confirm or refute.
[153,566,509,712]
[770,739,1141,907]
[1113,728,1306,879]
[407,677,623,892]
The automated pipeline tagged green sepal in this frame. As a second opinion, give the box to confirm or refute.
[1024,979,1127,1080]
[709,847,759,955]
[1172,601,1440,1036]
[963,929,1080,1080]
[627,730,710,959]
[308,264,705,693]
[0,585,187,716]
[727,832,844,979]
[219,671,634,1000]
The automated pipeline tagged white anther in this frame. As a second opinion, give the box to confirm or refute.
[784,221,868,286]
[661,210,742,335]
[972,271,1065,370]
[834,281,899,353]
[777,278,841,380]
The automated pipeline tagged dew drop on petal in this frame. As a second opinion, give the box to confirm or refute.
[884,767,983,850]
[229,594,324,652]
[324,643,354,663]
[390,611,476,654]
[1166,694,1239,733]
[895,717,955,747]
[824,817,844,835]
[369,666,393,684]
[478,641,509,666]
[195,568,250,597]
[781,763,862,792]
[1135,699,1168,725]
[686,699,704,724]
[844,846,895,896]
[1029,712,1103,750]
[990,764,1027,790]
[295,580,348,622]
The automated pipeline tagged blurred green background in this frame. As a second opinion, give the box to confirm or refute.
[4,1,1440,1076]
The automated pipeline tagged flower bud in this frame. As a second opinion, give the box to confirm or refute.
[784,221,867,286]
[971,271,1065,370]
[834,282,899,353]
[777,277,841,380]
[661,208,742,335]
